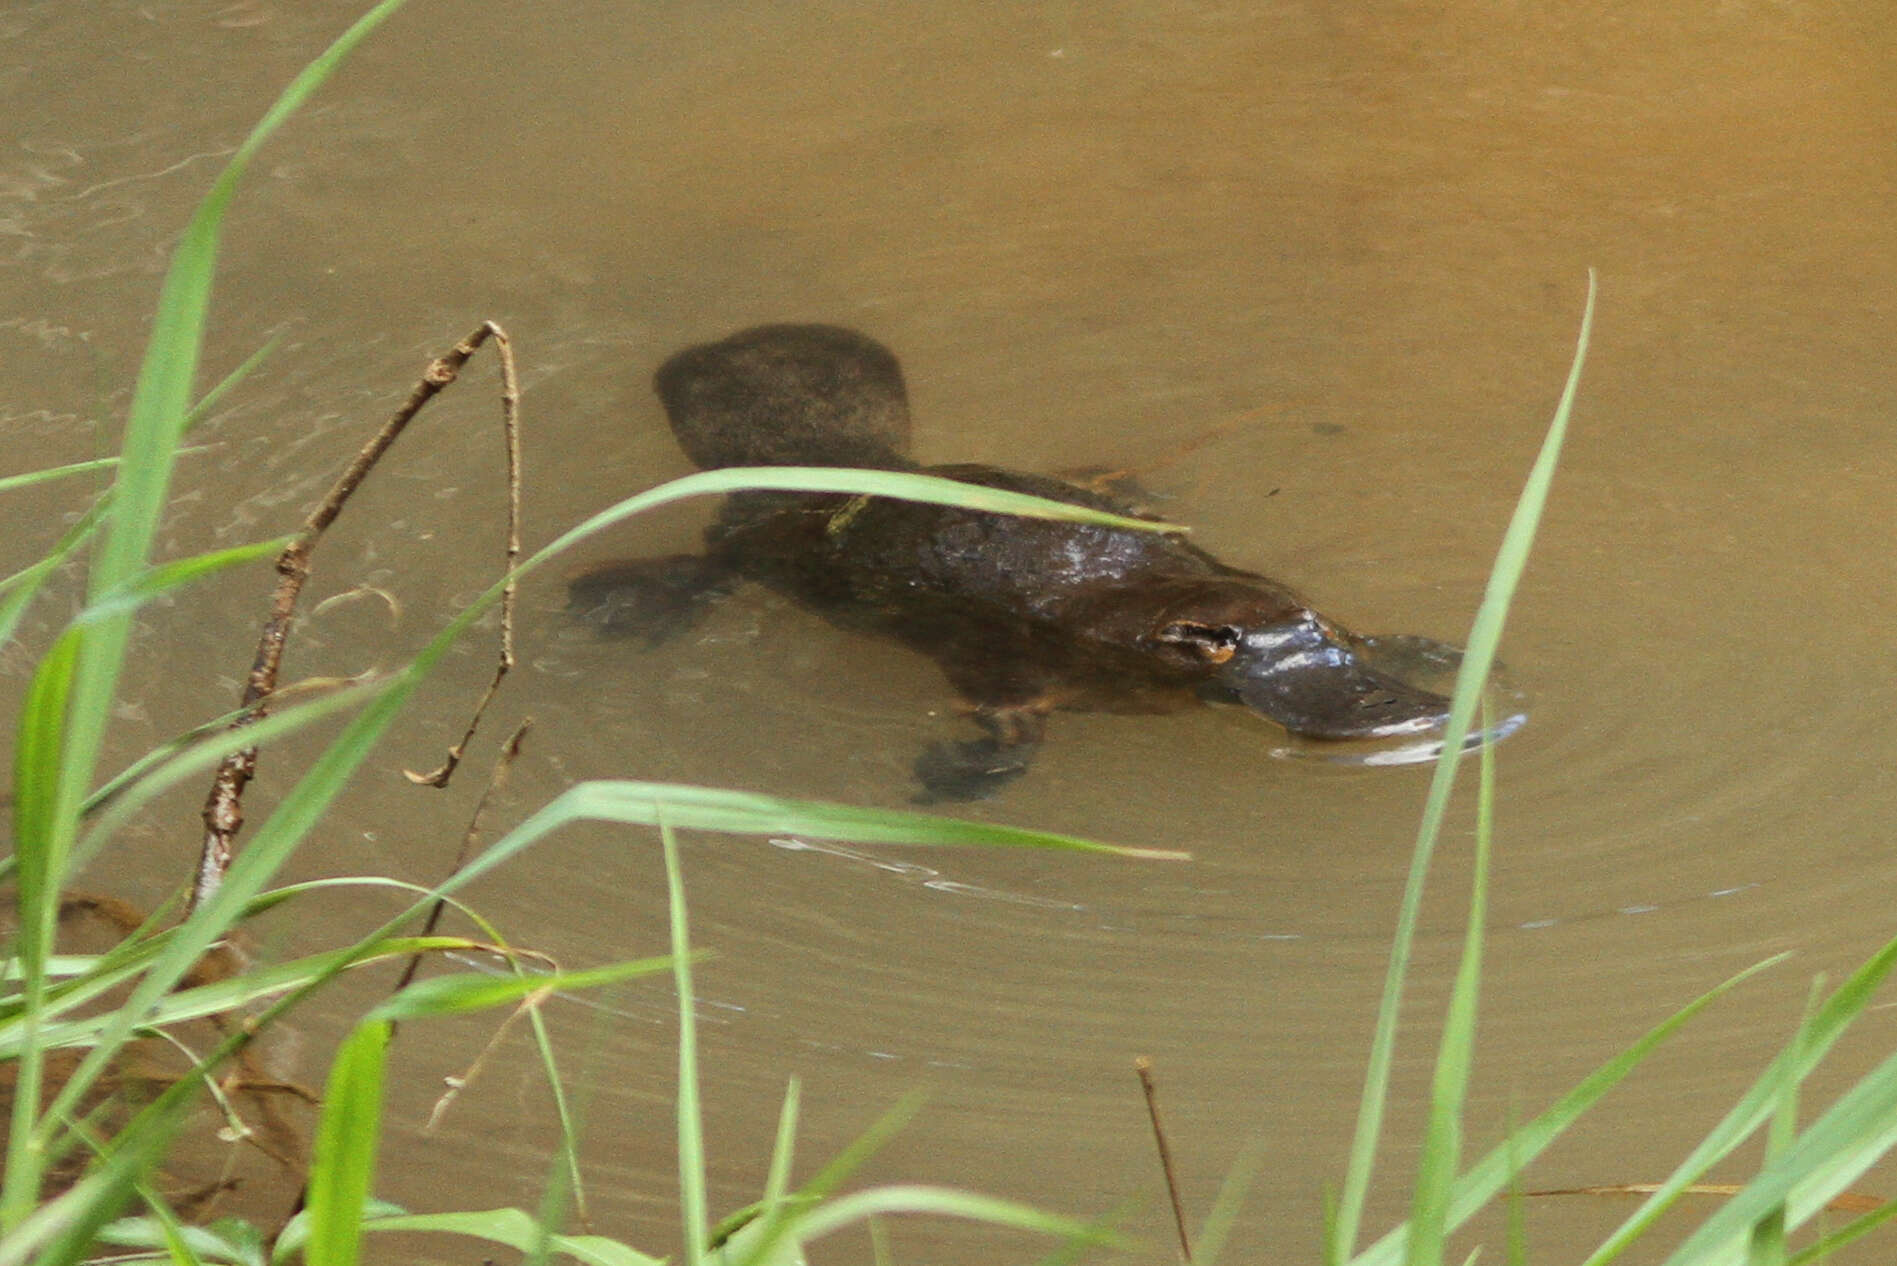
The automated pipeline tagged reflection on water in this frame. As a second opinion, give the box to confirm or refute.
[769,836,1089,911]
[6,1,1897,1262]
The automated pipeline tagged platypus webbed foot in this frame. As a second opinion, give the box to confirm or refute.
[912,700,1050,802]
[568,554,735,646]
[913,737,1040,803]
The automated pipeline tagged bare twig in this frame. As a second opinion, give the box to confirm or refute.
[191,321,517,914]
[1137,1055,1193,1265]
[393,716,534,997]
[407,326,522,787]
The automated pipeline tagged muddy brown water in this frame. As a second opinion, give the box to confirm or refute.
[5,3,1897,1262]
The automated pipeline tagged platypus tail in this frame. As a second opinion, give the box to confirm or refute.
[653,323,915,470]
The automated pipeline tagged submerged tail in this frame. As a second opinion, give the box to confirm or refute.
[653,323,916,470]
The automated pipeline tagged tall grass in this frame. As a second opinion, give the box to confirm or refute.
[1328,275,1897,1266]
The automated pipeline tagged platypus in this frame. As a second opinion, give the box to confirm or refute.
[571,323,1473,800]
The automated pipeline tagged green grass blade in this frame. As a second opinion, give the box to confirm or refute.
[96,1213,260,1266]
[88,0,408,599]
[1744,984,1821,1266]
[4,626,81,1221]
[488,781,1186,868]
[1351,953,1786,1266]
[0,495,109,654]
[766,1080,802,1208]
[342,1209,660,1266]
[1331,271,1596,1264]
[5,2,412,1228]
[548,466,1180,558]
[709,1078,805,1257]
[707,1081,806,1263]
[662,815,711,1266]
[1404,711,1498,1266]
[1653,1039,1897,1266]
[75,536,292,627]
[132,1186,209,1266]
[0,332,264,636]
[1784,1197,1897,1265]
[727,1096,927,1266]
[0,1099,183,1266]
[366,956,682,1022]
[181,334,282,435]
[1656,1056,1897,1266]
[1194,1138,1268,1266]
[303,1020,391,1266]
[10,937,470,1057]
[782,1184,1124,1250]
[1029,1201,1140,1266]
[1577,932,1897,1266]
[0,451,191,496]
[74,678,387,871]
[50,0,413,944]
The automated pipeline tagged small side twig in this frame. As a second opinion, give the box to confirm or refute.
[1137,1055,1193,1265]
[191,321,517,915]
[406,326,522,787]
[393,716,534,998]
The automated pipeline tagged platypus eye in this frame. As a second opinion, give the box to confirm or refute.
[1154,621,1243,665]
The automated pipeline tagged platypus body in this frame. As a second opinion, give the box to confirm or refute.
[571,323,1462,800]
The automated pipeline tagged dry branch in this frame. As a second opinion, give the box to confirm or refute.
[192,321,520,914]
[1137,1055,1194,1265]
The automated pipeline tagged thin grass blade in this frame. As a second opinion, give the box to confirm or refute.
[0,1101,182,1266]
[783,1184,1125,1250]
[488,781,1186,871]
[340,1208,660,1266]
[662,816,711,1266]
[1655,1046,1897,1266]
[304,1020,391,1266]
[12,0,413,1219]
[1784,1197,1897,1265]
[74,677,388,871]
[4,626,82,1220]
[77,537,292,626]
[0,454,186,496]
[1352,955,1785,1266]
[727,1096,927,1266]
[766,1080,802,1208]
[1330,270,1596,1264]
[96,1214,259,1266]
[366,955,682,1022]
[181,334,282,434]
[544,467,1181,566]
[1577,931,1897,1266]
[1194,1137,1268,1266]
[1405,706,1499,1266]
[9,937,473,1057]
[0,495,108,650]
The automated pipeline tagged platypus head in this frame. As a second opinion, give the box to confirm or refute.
[1145,587,1452,740]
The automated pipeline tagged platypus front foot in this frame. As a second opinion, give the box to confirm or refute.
[912,737,1040,803]
[912,699,1050,801]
